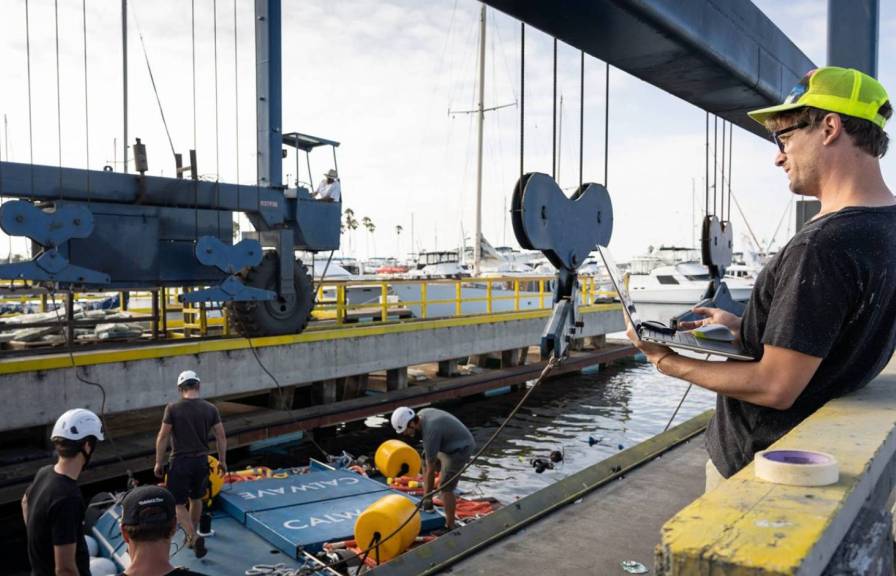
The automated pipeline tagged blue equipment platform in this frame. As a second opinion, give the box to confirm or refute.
[219,468,391,522]
[91,466,445,575]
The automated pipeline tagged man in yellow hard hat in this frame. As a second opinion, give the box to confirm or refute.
[624,66,895,490]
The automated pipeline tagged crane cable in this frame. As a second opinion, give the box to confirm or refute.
[130,2,177,160]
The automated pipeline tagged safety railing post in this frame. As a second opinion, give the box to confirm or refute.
[151,289,159,339]
[381,281,388,322]
[539,279,546,308]
[337,284,346,324]
[421,282,428,319]
[160,287,168,336]
[514,279,520,311]
[455,281,462,316]
[486,280,493,314]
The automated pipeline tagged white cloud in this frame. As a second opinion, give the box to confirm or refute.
[0,0,893,263]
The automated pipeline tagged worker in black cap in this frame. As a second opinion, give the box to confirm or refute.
[118,485,209,576]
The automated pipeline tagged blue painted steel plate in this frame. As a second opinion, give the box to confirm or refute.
[219,469,392,523]
[91,504,130,567]
[170,515,328,574]
[246,490,445,556]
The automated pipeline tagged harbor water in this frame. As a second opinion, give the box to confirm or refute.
[266,358,715,503]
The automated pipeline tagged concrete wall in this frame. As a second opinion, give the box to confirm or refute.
[0,309,623,431]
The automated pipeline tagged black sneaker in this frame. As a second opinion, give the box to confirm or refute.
[193,535,207,559]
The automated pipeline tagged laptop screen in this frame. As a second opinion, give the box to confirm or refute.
[597,246,642,330]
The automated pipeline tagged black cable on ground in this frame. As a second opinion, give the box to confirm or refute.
[303,357,561,575]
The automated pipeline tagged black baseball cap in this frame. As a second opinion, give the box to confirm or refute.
[121,485,176,526]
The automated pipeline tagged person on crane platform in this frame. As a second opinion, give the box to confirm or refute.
[117,485,209,576]
[313,168,342,202]
[625,66,895,492]
[153,370,227,559]
[23,408,105,576]
[391,406,475,530]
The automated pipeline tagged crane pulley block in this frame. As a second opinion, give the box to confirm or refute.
[511,173,614,359]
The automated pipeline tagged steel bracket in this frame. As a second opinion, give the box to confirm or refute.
[0,248,111,284]
[179,275,276,304]
[195,236,264,274]
[0,200,95,247]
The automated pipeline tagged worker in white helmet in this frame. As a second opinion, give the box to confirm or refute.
[153,370,226,559]
[23,408,105,576]
[391,406,475,530]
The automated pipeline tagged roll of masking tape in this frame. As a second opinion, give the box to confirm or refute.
[754,450,838,486]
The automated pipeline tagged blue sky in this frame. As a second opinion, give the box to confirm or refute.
[0,0,893,261]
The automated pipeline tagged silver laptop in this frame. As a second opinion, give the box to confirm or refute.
[597,246,754,361]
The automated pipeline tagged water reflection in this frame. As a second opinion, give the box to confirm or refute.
[265,360,715,503]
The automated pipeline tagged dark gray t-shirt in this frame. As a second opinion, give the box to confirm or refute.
[418,408,475,463]
[707,204,896,477]
[163,398,221,459]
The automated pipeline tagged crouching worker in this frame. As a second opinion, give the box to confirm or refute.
[119,485,209,576]
[391,406,475,530]
[24,408,104,576]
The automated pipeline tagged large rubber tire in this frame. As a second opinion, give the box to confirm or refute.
[227,252,314,337]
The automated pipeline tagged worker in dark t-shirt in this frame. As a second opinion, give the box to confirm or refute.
[625,66,895,489]
[154,370,227,559]
[23,408,105,576]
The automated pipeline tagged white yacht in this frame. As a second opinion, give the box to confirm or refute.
[628,261,754,305]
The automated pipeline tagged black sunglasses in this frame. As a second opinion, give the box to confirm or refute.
[771,121,809,152]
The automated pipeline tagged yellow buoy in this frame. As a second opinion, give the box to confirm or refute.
[374,439,421,478]
[354,494,421,562]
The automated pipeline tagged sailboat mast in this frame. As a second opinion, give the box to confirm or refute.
[122,0,128,173]
[474,3,485,276]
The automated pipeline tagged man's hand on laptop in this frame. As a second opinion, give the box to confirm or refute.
[623,310,674,366]
[677,306,742,345]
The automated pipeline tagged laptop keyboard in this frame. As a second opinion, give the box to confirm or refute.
[640,327,700,347]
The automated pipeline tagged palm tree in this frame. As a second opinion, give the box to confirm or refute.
[361,216,375,259]
[343,208,359,255]
[395,225,403,257]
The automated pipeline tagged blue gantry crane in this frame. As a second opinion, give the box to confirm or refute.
[0,0,339,336]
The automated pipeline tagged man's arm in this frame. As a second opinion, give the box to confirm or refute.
[212,422,227,471]
[626,310,822,409]
[20,494,27,525]
[154,423,172,478]
[422,459,437,509]
[53,543,79,576]
[656,344,822,409]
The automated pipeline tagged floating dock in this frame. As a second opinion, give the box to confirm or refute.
[92,463,444,575]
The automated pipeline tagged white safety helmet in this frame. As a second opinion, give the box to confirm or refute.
[51,408,105,442]
[391,407,416,434]
[177,370,201,388]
